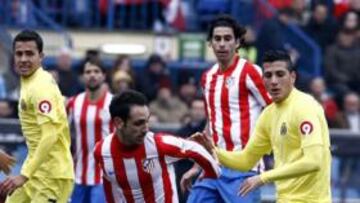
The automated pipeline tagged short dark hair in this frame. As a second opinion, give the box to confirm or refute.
[80,58,106,74]
[13,30,43,53]
[207,14,247,49]
[262,50,294,71]
[109,90,148,122]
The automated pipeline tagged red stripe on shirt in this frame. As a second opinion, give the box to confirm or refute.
[67,95,78,170]
[94,92,107,184]
[246,62,272,105]
[155,135,218,178]
[220,78,232,150]
[208,73,219,145]
[200,73,210,120]
[154,134,173,203]
[239,64,251,148]
[111,136,135,203]
[103,178,115,203]
[66,95,77,114]
[221,58,238,151]
[158,154,172,203]
[80,94,90,184]
[135,145,156,203]
[94,140,115,203]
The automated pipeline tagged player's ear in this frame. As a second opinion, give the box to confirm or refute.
[39,52,44,60]
[113,117,124,129]
[290,70,296,85]
[235,38,241,48]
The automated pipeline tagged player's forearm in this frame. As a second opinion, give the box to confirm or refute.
[185,142,220,178]
[21,122,59,178]
[260,145,322,183]
[215,148,260,171]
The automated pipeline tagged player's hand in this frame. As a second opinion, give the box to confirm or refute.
[180,166,200,194]
[0,150,16,175]
[238,175,264,197]
[188,132,218,162]
[0,175,28,196]
[188,132,215,154]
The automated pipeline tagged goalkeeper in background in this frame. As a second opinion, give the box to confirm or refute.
[0,30,74,203]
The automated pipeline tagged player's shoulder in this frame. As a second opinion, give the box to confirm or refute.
[202,63,218,76]
[35,69,58,88]
[153,132,182,147]
[72,92,86,102]
[38,68,54,80]
[104,91,114,102]
[95,133,114,154]
[242,59,263,73]
[292,90,323,116]
[259,103,276,121]
[294,89,319,106]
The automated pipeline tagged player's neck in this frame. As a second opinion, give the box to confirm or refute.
[219,55,237,72]
[115,131,139,150]
[87,84,105,102]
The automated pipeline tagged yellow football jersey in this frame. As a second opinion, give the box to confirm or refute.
[18,67,74,179]
[216,88,331,202]
[256,88,331,202]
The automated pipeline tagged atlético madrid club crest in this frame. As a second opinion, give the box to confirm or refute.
[225,76,235,88]
[142,158,155,173]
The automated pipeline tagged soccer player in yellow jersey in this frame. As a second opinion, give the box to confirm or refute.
[0,30,74,203]
[193,50,332,203]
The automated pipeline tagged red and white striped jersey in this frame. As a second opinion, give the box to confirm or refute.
[201,56,272,152]
[94,132,220,203]
[67,91,114,185]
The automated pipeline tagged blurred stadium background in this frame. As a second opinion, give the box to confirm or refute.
[0,0,359,202]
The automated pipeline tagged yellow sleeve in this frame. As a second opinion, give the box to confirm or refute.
[21,122,59,178]
[216,112,272,171]
[260,145,322,183]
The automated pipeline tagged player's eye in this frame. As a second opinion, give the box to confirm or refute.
[264,72,272,79]
[25,51,34,56]
[276,71,286,77]
[133,120,145,126]
[224,36,233,41]
[213,36,221,41]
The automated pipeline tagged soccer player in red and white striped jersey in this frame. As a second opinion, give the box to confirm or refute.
[182,15,272,203]
[67,60,113,203]
[94,90,220,203]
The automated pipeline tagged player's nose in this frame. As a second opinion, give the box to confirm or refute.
[270,76,279,85]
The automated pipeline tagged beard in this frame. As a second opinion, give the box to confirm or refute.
[87,83,101,91]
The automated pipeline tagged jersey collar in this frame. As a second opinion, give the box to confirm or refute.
[216,55,239,76]
[276,88,297,107]
[21,67,42,83]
